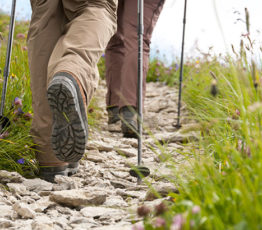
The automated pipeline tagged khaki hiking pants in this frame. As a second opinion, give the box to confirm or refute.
[27,0,117,165]
[105,0,165,109]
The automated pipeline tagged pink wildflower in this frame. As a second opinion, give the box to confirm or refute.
[16,33,26,39]
[192,205,201,214]
[171,214,185,230]
[235,109,240,116]
[132,223,144,230]
[154,217,166,228]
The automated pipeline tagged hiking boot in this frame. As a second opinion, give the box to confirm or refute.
[107,106,120,124]
[120,106,138,138]
[39,162,79,183]
[47,72,88,162]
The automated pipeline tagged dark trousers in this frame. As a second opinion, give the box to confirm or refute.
[105,0,165,109]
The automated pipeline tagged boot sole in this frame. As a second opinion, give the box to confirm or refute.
[47,73,88,162]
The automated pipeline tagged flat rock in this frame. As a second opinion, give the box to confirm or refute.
[0,218,14,228]
[107,121,121,132]
[22,178,53,192]
[145,183,179,201]
[30,196,56,212]
[92,223,132,230]
[110,178,135,189]
[13,202,36,219]
[116,148,136,157]
[116,189,146,200]
[31,216,54,230]
[84,150,106,163]
[49,189,107,208]
[110,170,130,179]
[69,216,98,229]
[121,138,138,148]
[53,216,69,230]
[103,195,128,208]
[155,131,199,144]
[53,175,83,191]
[0,170,24,183]
[88,140,114,152]
[69,217,95,225]
[0,205,13,218]
[147,98,169,113]
[7,183,28,195]
[81,207,124,219]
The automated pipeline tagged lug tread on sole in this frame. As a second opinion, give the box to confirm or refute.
[47,81,87,162]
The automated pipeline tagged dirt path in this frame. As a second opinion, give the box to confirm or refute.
[0,81,196,230]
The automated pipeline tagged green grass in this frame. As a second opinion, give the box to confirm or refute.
[139,31,262,230]
[175,54,262,229]
[0,15,36,177]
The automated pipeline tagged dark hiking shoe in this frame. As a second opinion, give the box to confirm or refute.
[39,163,79,183]
[47,72,88,162]
[107,106,120,124]
[39,165,68,183]
[120,106,138,138]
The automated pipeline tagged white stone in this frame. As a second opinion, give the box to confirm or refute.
[80,206,124,218]
[145,183,179,201]
[13,202,36,219]
[0,218,13,228]
[31,215,54,230]
[88,140,114,152]
[116,148,137,158]
[53,175,83,191]
[7,183,28,195]
[92,223,132,230]
[49,189,107,208]
[84,150,106,163]
[22,178,53,192]
[0,205,13,218]
[104,195,128,208]
[0,170,24,183]
[30,196,55,212]
[116,189,146,200]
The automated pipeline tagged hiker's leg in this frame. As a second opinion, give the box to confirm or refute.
[105,0,124,108]
[119,0,165,108]
[47,0,117,107]
[27,0,66,166]
[45,0,117,162]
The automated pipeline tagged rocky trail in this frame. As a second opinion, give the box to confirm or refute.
[0,81,198,230]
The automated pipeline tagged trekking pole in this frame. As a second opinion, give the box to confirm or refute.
[175,0,187,129]
[0,0,16,132]
[129,0,150,183]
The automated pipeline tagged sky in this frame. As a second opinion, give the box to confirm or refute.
[0,0,261,63]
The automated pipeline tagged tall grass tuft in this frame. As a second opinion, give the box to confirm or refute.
[139,9,262,229]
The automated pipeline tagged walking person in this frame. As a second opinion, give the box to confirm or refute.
[105,0,165,138]
[27,0,117,182]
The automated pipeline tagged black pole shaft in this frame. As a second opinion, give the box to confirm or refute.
[176,0,187,128]
[0,0,16,116]
[137,0,144,183]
